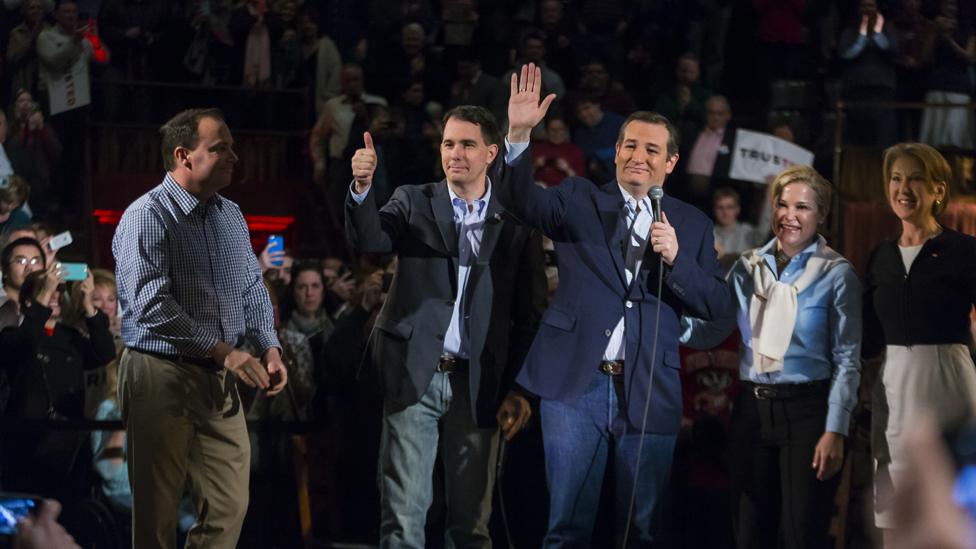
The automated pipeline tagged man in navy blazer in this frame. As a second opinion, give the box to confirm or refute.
[499,64,733,546]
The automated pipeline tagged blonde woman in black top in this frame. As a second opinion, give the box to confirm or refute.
[864,142,976,544]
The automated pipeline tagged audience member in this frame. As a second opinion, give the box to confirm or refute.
[0,267,116,503]
[687,0,734,89]
[302,11,342,115]
[508,30,566,99]
[313,263,387,540]
[6,89,62,218]
[6,0,49,99]
[572,96,625,184]
[0,236,45,327]
[282,260,334,340]
[683,165,862,549]
[890,0,936,138]
[182,0,236,84]
[450,51,506,127]
[435,0,485,51]
[839,0,898,147]
[712,187,771,271]
[655,53,711,149]
[537,0,582,86]
[572,58,637,118]
[753,0,809,90]
[391,80,441,186]
[0,175,32,239]
[532,117,585,187]
[684,95,735,207]
[576,0,632,73]
[918,0,976,149]
[98,0,167,81]
[367,21,448,106]
[88,267,120,338]
[0,111,16,184]
[320,257,355,318]
[38,0,108,213]
[310,63,387,209]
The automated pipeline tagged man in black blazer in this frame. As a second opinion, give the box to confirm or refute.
[345,105,546,548]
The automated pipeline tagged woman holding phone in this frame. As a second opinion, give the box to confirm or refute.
[0,265,115,501]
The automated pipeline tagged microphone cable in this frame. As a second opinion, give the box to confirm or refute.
[495,436,515,549]
[621,186,666,548]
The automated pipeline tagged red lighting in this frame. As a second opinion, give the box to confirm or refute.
[92,210,295,232]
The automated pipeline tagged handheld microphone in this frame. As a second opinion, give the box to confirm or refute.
[649,185,664,223]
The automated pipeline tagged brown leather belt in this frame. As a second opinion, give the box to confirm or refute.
[599,360,624,376]
[437,355,469,373]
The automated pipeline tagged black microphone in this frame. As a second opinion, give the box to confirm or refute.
[649,185,663,223]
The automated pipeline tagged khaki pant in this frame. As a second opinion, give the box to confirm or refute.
[118,348,250,549]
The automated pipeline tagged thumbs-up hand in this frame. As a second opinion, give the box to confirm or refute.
[351,131,377,193]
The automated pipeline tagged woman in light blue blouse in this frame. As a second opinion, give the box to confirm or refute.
[682,165,862,549]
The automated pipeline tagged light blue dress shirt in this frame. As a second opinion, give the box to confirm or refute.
[350,180,491,359]
[681,237,863,434]
[840,31,891,59]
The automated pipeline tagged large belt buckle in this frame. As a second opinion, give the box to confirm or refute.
[753,386,775,400]
[438,356,456,374]
[600,360,623,376]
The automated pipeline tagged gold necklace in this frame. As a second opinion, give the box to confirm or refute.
[774,247,792,273]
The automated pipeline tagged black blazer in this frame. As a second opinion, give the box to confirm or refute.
[345,174,547,427]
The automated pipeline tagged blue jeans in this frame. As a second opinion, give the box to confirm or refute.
[541,370,677,548]
[378,371,499,549]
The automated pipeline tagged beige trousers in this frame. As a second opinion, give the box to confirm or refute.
[118,348,250,549]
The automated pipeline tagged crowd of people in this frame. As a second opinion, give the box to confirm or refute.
[0,0,974,548]
[0,0,972,241]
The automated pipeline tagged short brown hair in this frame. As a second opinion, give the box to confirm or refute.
[159,108,225,171]
[713,187,740,206]
[770,165,833,218]
[616,111,679,158]
[882,142,952,216]
[0,174,29,205]
[442,105,501,146]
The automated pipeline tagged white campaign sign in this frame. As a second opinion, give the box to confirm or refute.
[728,128,814,184]
[48,57,91,115]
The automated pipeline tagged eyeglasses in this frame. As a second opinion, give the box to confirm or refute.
[9,256,42,267]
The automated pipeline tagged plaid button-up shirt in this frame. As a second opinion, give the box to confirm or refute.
[112,174,279,359]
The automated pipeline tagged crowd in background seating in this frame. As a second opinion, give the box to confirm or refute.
[0,0,975,547]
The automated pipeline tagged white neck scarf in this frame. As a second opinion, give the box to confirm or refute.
[741,235,846,374]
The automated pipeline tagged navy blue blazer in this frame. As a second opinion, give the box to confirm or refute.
[497,147,733,434]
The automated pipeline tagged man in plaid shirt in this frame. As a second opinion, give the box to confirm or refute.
[112,108,287,549]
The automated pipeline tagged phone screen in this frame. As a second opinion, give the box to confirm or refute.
[60,262,89,282]
[48,231,73,251]
[267,235,284,267]
[0,496,39,535]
